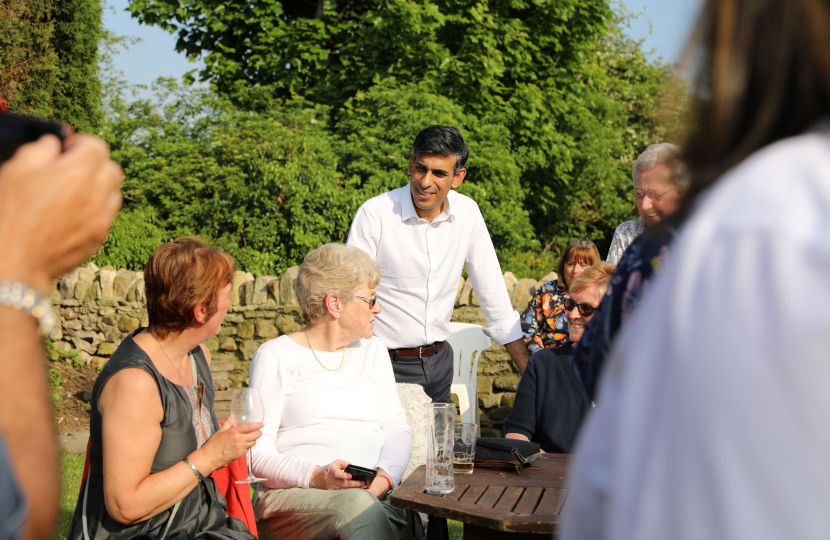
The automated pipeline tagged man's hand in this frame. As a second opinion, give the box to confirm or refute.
[0,134,123,293]
[504,338,531,374]
[0,132,122,540]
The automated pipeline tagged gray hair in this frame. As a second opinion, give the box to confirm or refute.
[632,143,690,192]
[296,243,381,325]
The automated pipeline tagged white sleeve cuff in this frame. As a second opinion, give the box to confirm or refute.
[486,311,524,345]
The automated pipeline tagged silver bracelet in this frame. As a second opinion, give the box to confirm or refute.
[0,280,56,336]
[183,457,205,483]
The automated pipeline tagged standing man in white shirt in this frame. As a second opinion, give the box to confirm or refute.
[347,125,530,403]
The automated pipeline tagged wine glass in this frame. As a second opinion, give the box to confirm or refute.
[231,388,267,484]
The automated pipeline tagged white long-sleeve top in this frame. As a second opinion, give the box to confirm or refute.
[249,335,413,490]
[346,184,523,349]
[562,128,830,539]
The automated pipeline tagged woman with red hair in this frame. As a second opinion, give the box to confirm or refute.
[69,238,262,540]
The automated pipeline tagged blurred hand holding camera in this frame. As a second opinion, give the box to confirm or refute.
[0,134,123,293]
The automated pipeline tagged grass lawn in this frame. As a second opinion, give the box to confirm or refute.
[56,454,463,540]
[56,454,85,540]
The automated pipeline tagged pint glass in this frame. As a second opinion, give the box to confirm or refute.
[423,403,456,493]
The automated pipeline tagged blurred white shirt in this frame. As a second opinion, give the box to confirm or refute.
[563,128,830,540]
[347,184,522,349]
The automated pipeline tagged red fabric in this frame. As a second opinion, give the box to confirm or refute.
[78,435,258,538]
[210,457,258,538]
[80,438,92,496]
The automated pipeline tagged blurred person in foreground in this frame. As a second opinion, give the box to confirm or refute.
[250,244,412,540]
[68,238,262,540]
[606,143,688,264]
[506,262,614,453]
[563,1,830,538]
[521,240,601,355]
[0,133,122,540]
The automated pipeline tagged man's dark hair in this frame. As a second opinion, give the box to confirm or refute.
[411,125,469,175]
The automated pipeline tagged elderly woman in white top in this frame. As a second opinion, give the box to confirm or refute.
[606,143,688,264]
[249,243,413,540]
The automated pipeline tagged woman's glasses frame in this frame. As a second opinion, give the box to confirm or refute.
[354,295,377,308]
[563,297,597,317]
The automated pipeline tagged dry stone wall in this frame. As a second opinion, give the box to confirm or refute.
[49,265,558,436]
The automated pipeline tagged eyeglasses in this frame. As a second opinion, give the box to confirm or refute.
[563,297,597,317]
[354,295,377,308]
[629,187,676,201]
[568,239,595,249]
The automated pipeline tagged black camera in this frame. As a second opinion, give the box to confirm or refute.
[0,111,67,165]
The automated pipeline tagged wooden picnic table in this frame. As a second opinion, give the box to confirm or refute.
[390,453,570,539]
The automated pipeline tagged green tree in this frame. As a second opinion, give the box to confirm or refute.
[0,0,102,130]
[99,80,360,274]
[124,0,674,276]
[334,80,534,254]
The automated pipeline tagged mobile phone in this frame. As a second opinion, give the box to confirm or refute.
[344,464,377,486]
[0,112,68,165]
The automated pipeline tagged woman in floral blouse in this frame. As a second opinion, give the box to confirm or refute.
[521,240,601,353]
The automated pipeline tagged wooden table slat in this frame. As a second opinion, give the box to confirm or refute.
[443,484,469,501]
[512,487,544,515]
[493,486,525,512]
[476,485,507,509]
[459,484,488,505]
[390,455,571,537]
[534,487,566,516]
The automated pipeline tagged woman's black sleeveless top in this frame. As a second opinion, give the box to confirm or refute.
[67,329,255,540]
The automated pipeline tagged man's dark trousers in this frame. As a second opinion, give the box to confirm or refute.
[389,342,454,403]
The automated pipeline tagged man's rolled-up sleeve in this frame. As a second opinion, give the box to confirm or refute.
[464,209,523,345]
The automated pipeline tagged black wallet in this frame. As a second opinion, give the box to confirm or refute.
[474,437,541,474]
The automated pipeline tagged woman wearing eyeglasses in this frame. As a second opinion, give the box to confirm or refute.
[68,238,261,540]
[505,262,615,453]
[606,143,688,264]
[249,243,413,540]
[520,239,601,354]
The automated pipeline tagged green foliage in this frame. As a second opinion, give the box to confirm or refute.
[335,80,534,253]
[101,79,359,275]
[46,338,84,371]
[116,0,677,276]
[47,368,63,387]
[0,0,102,130]
[90,206,169,271]
[0,0,59,117]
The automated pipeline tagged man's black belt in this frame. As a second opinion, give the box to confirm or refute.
[389,341,447,358]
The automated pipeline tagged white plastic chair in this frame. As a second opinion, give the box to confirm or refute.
[447,323,492,424]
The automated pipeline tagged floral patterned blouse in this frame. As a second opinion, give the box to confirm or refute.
[573,225,676,399]
[607,218,645,264]
[521,279,569,352]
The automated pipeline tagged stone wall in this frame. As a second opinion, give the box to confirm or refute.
[48,264,556,436]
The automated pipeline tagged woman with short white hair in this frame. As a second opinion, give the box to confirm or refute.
[606,143,688,264]
[250,243,413,540]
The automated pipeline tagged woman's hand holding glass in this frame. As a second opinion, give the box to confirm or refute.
[193,415,264,472]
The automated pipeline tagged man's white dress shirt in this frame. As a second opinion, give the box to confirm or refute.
[562,128,830,540]
[347,184,522,349]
